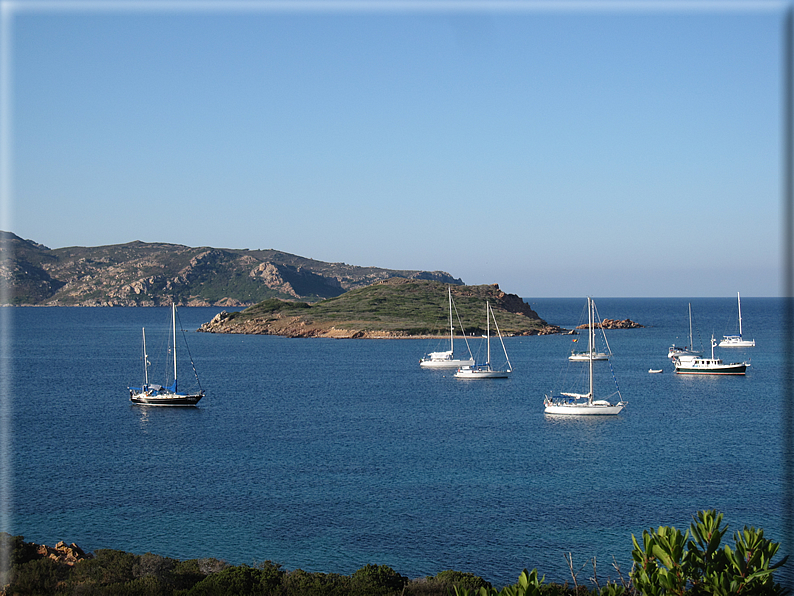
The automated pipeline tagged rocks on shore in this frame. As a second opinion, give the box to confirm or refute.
[34,540,92,566]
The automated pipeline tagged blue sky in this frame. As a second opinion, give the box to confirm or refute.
[2,0,786,297]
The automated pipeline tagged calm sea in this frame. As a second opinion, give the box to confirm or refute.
[5,297,791,587]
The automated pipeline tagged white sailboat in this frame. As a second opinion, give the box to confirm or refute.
[544,297,626,415]
[668,302,703,359]
[129,303,205,406]
[454,301,512,379]
[568,310,611,361]
[420,287,475,368]
[719,292,755,347]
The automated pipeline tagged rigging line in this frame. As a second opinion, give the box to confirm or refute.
[175,306,203,391]
[489,302,512,371]
[608,361,622,399]
[591,300,613,355]
[451,291,474,357]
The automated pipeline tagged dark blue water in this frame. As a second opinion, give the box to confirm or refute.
[6,298,789,587]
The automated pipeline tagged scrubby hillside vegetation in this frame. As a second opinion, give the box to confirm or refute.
[3,511,787,595]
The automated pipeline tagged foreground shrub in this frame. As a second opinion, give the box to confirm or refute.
[282,568,351,595]
[350,563,408,595]
[453,569,547,596]
[6,557,69,596]
[69,548,140,586]
[435,569,492,591]
[178,561,283,596]
[631,509,788,596]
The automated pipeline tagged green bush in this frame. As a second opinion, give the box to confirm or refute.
[6,557,69,596]
[350,563,408,595]
[434,569,492,592]
[180,562,284,596]
[0,534,39,568]
[630,509,788,596]
[69,548,140,586]
[282,568,351,596]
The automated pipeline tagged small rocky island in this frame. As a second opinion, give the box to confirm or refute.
[576,318,644,330]
[198,279,565,338]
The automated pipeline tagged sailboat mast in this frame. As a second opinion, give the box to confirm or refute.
[588,297,594,403]
[448,286,454,352]
[486,301,491,366]
[142,328,149,386]
[172,303,177,389]
[737,292,743,336]
[688,303,694,349]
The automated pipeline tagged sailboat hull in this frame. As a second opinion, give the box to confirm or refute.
[454,366,510,379]
[544,400,625,416]
[420,356,475,368]
[569,351,609,361]
[718,336,755,348]
[130,389,204,406]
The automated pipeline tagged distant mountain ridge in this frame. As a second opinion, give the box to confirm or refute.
[0,232,463,306]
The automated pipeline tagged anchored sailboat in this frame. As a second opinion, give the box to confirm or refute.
[668,302,702,359]
[129,303,205,406]
[420,287,475,368]
[544,297,626,415]
[454,301,512,379]
[569,311,611,361]
[719,292,755,347]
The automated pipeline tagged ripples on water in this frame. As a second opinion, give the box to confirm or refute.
[7,298,789,587]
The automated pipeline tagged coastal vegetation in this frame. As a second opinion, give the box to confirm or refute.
[3,511,787,595]
[198,279,563,338]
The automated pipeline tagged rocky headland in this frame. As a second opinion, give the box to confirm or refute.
[198,279,565,338]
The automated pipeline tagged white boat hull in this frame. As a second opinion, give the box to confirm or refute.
[668,346,701,359]
[454,366,510,379]
[718,336,755,348]
[420,356,475,368]
[544,399,625,416]
[569,352,609,361]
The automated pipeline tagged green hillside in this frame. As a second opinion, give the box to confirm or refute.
[200,279,563,337]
